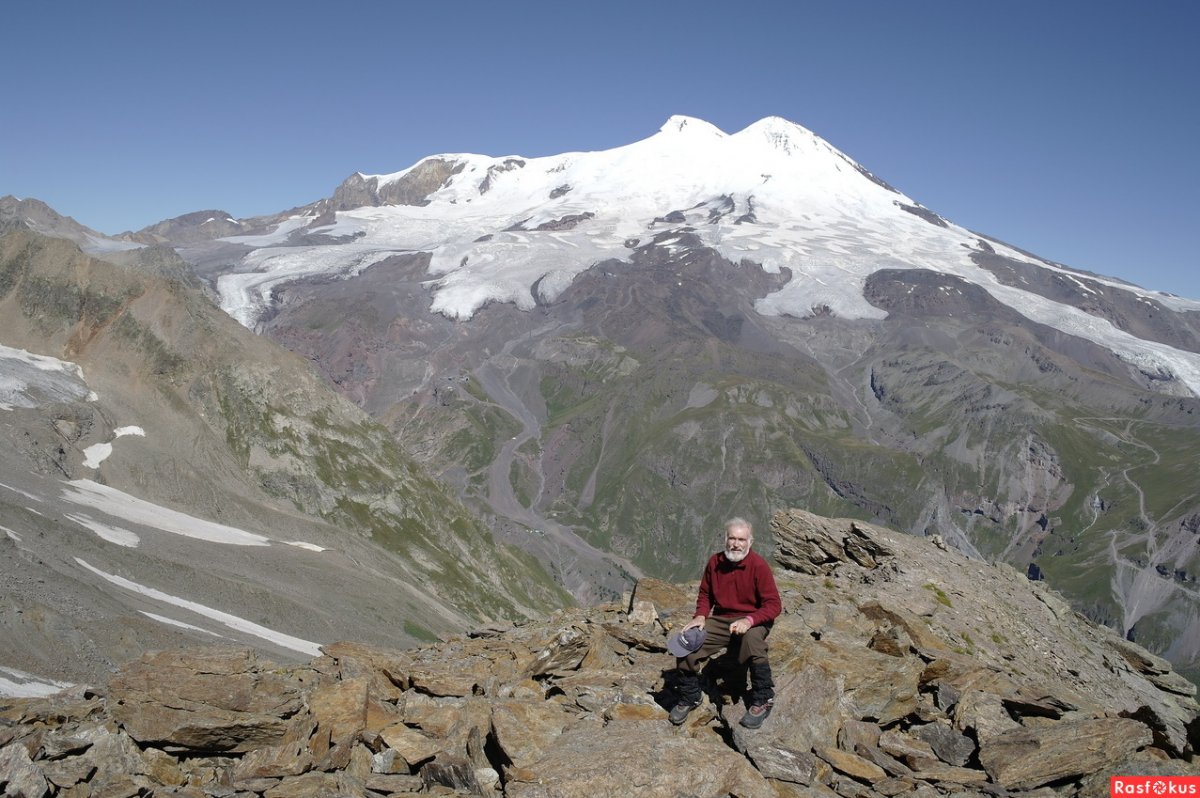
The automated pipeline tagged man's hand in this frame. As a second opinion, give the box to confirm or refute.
[730,617,754,635]
[683,615,706,631]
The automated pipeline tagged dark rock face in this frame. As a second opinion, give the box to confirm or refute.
[332,158,467,210]
[2,509,1197,797]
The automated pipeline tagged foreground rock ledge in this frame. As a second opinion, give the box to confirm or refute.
[2,508,1199,797]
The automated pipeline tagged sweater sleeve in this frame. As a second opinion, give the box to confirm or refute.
[748,557,782,626]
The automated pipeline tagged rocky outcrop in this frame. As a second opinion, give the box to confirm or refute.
[332,159,466,210]
[2,508,1198,797]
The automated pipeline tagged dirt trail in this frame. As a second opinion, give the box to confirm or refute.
[1075,416,1197,637]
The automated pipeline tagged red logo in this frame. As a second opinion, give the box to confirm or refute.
[1112,777,1200,796]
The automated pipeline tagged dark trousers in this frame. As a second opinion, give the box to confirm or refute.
[676,615,771,674]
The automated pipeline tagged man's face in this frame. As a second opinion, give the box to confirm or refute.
[724,526,752,562]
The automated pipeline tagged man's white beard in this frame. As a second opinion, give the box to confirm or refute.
[725,547,748,562]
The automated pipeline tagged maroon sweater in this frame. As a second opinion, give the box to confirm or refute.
[694,549,781,627]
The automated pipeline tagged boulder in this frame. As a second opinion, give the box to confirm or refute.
[490,699,573,768]
[630,577,694,622]
[307,676,369,770]
[0,743,48,798]
[978,716,1153,789]
[108,648,304,753]
[730,665,844,781]
[505,722,774,798]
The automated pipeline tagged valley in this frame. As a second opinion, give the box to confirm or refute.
[4,114,1200,685]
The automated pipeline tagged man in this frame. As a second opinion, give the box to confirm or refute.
[669,517,781,728]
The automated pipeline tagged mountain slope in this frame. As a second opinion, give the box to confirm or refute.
[14,115,1200,681]
[3,509,1198,796]
[0,226,568,690]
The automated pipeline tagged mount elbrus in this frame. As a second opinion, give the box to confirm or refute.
[3,115,1200,687]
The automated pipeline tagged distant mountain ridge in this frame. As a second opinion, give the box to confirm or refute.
[7,115,1200,684]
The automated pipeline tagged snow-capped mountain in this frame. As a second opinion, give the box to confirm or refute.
[207,115,1200,396]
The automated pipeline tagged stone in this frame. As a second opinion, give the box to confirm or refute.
[230,711,315,779]
[490,699,573,768]
[751,747,828,786]
[263,771,340,798]
[1075,750,1200,798]
[730,664,844,779]
[365,772,424,793]
[505,722,774,798]
[77,726,146,782]
[907,761,990,784]
[0,742,48,798]
[601,621,670,652]
[371,747,407,774]
[1148,670,1199,697]
[804,638,922,726]
[579,628,626,670]
[378,722,443,768]
[399,692,463,738]
[408,663,480,697]
[978,716,1153,790]
[839,719,882,751]
[108,648,303,753]
[603,701,665,722]
[307,676,369,770]
[140,745,186,786]
[913,721,975,766]
[878,729,937,765]
[528,625,591,676]
[953,689,1021,742]
[476,766,501,791]
[85,773,143,797]
[628,599,659,626]
[1122,699,1198,756]
[630,577,693,621]
[39,755,97,789]
[232,776,282,793]
[859,602,950,657]
[39,730,93,759]
[852,742,913,778]
[319,640,411,700]
[421,753,481,794]
[868,626,911,657]
[815,745,887,782]
[1106,636,1172,675]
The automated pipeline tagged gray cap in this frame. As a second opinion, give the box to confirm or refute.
[667,626,707,657]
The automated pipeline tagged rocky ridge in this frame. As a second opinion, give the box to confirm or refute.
[3,508,1198,798]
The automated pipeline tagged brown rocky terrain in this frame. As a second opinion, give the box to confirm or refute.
[3,508,1198,797]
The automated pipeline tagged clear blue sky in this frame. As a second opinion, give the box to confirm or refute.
[4,1,1198,298]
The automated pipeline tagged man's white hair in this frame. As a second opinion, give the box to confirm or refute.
[725,517,753,539]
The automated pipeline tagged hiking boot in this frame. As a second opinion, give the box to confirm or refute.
[739,698,773,729]
[668,699,701,725]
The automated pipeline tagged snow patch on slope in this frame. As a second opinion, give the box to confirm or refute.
[0,344,95,410]
[61,479,271,546]
[76,558,321,656]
